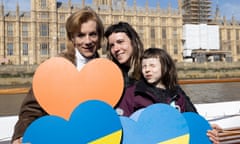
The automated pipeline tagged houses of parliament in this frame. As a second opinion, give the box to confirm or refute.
[0,0,240,65]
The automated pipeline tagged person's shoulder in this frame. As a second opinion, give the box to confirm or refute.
[175,85,187,96]
[58,52,68,58]
[175,84,183,91]
[122,84,137,98]
[57,52,76,64]
[125,84,137,92]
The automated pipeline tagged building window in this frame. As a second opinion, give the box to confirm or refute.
[40,43,49,55]
[100,15,106,22]
[7,43,14,55]
[138,17,144,24]
[220,30,222,40]
[151,17,154,24]
[172,18,177,25]
[151,43,155,48]
[162,44,166,50]
[237,45,240,54]
[22,23,28,37]
[172,28,177,39]
[40,23,48,36]
[228,45,231,51]
[174,44,178,54]
[236,30,239,40]
[162,28,166,39]
[22,43,28,55]
[39,12,48,19]
[114,16,120,23]
[126,16,132,24]
[162,18,166,25]
[40,0,47,8]
[137,26,144,40]
[7,23,13,36]
[138,26,144,34]
[59,14,65,20]
[60,43,66,52]
[150,27,155,39]
[227,29,231,40]
[59,25,65,37]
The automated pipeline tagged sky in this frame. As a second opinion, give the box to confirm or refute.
[2,0,240,21]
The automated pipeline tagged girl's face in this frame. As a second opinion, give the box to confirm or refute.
[141,58,163,88]
[108,32,133,66]
[72,20,99,58]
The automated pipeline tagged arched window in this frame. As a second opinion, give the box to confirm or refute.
[40,0,47,8]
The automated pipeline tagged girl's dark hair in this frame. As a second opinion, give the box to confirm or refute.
[104,22,144,80]
[141,48,178,89]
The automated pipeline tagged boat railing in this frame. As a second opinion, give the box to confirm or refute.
[1,78,240,95]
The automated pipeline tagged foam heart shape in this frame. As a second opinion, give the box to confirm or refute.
[120,104,190,144]
[23,100,123,144]
[32,57,124,119]
[182,112,212,144]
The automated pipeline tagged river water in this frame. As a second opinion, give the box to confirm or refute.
[181,82,240,104]
[0,82,240,116]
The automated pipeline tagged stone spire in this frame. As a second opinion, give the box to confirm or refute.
[0,0,4,17]
[16,0,19,17]
[133,0,136,11]
[177,0,182,14]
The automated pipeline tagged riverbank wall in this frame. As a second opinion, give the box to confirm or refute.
[177,61,240,79]
[0,62,240,86]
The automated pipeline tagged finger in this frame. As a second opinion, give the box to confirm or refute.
[211,124,223,131]
[12,137,22,144]
[207,130,220,144]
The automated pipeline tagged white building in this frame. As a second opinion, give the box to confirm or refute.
[182,24,220,61]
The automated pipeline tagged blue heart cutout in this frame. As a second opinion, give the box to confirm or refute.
[23,100,122,144]
[120,103,190,144]
[22,101,212,144]
[183,112,212,144]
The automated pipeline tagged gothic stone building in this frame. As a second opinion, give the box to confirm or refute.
[0,0,183,65]
[0,0,239,65]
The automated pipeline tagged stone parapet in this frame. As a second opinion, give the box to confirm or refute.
[177,62,240,79]
[0,62,240,86]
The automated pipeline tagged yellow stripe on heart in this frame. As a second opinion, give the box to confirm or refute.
[88,130,122,144]
[158,134,190,144]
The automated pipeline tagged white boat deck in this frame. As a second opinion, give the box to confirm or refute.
[195,101,240,129]
[0,115,18,143]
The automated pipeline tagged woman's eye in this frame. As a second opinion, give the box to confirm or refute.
[90,32,97,37]
[109,44,114,49]
[77,33,84,38]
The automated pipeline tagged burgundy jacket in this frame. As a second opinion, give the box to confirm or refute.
[117,79,197,116]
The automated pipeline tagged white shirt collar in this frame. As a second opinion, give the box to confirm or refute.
[75,48,91,71]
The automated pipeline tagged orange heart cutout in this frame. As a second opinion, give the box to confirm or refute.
[32,57,124,119]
